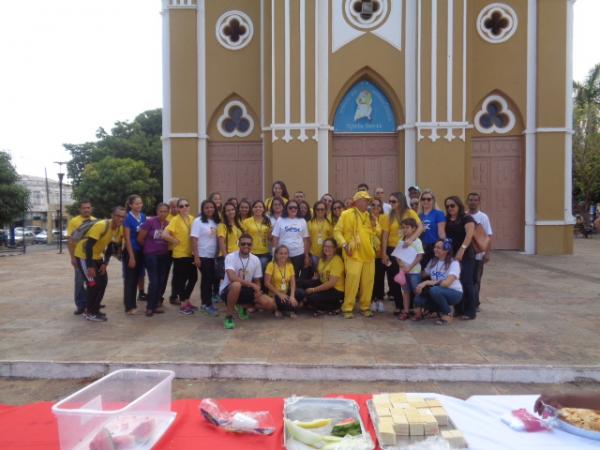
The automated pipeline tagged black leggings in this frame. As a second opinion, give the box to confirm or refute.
[372,258,385,300]
[198,257,216,306]
[386,247,403,309]
[275,289,305,312]
[300,279,344,312]
[123,249,143,312]
[172,257,197,301]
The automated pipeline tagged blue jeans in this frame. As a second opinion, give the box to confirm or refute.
[74,268,86,310]
[401,273,421,293]
[414,286,463,316]
[144,253,171,311]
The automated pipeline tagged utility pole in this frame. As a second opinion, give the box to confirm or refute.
[54,161,67,254]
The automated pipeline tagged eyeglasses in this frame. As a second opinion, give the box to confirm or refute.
[178,204,190,208]
[239,242,252,247]
[445,204,457,209]
[421,197,433,201]
[288,206,298,210]
[389,199,397,204]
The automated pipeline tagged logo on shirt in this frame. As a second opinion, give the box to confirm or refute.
[284,225,302,233]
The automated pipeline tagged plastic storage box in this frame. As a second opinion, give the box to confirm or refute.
[52,369,176,450]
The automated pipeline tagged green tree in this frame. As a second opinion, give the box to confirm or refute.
[0,151,30,225]
[573,64,600,220]
[71,157,159,218]
[65,108,162,208]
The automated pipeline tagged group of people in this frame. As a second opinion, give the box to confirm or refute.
[66,181,492,329]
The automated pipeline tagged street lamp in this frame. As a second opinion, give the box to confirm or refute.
[54,161,67,254]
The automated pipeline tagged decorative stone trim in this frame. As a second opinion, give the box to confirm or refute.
[476,3,518,44]
[474,95,516,134]
[215,10,254,50]
[344,0,389,30]
[217,100,254,138]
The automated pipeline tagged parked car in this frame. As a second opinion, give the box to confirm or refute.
[35,230,48,244]
[52,229,68,242]
[15,230,36,245]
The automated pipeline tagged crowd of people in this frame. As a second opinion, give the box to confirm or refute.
[66,181,493,329]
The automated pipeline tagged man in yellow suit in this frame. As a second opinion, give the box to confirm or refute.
[334,191,376,318]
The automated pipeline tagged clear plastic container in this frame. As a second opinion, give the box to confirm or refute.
[52,369,176,450]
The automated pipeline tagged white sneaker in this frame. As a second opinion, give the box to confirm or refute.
[377,300,385,313]
[371,302,378,312]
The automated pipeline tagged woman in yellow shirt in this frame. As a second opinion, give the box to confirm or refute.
[381,192,424,315]
[331,200,345,227]
[303,238,345,316]
[217,201,243,257]
[370,197,386,313]
[242,200,272,271]
[264,245,302,318]
[238,199,251,221]
[264,180,289,211]
[161,198,197,315]
[307,201,333,270]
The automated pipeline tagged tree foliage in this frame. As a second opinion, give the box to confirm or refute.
[0,151,30,225]
[65,109,162,216]
[573,64,600,219]
[71,157,159,218]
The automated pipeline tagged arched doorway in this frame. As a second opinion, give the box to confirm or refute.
[332,80,401,199]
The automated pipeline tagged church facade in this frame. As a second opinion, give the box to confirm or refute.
[161,0,575,254]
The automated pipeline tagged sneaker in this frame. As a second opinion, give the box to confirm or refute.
[343,312,354,319]
[73,307,85,315]
[179,306,194,316]
[235,305,249,320]
[274,310,283,318]
[361,310,374,318]
[154,307,165,314]
[86,314,107,322]
[370,302,378,312]
[145,310,154,317]
[377,301,385,313]
[169,298,181,305]
[188,304,199,312]
[201,305,219,317]
[224,316,235,329]
[289,311,298,319]
[96,311,107,318]
[211,294,221,304]
[138,292,147,301]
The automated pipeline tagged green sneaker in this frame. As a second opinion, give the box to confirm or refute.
[343,312,354,319]
[224,316,235,329]
[361,310,374,318]
[235,305,250,320]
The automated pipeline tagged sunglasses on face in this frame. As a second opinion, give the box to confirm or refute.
[389,199,397,204]
[178,204,190,208]
[445,204,457,209]
[421,197,433,201]
[239,242,252,247]
[288,206,298,210]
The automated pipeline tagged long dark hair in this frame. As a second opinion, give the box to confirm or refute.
[320,237,340,259]
[444,195,466,219]
[269,197,284,217]
[222,201,242,232]
[126,194,142,212]
[331,200,345,225]
[429,238,454,271]
[389,191,408,225]
[271,180,289,200]
[200,200,221,224]
[298,200,312,221]
[237,198,252,220]
[282,200,299,218]
[251,200,271,226]
[311,201,330,224]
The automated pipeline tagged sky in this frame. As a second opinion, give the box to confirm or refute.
[0,0,599,181]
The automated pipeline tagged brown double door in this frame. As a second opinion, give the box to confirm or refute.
[207,141,262,203]
[332,135,400,200]
[471,136,523,250]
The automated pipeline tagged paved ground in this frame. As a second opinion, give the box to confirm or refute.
[0,238,599,381]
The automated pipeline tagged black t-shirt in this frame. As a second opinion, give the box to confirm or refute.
[445,214,475,259]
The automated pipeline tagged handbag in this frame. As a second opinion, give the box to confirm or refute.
[393,270,407,286]
[472,223,490,253]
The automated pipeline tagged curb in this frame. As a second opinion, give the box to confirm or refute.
[2,361,600,383]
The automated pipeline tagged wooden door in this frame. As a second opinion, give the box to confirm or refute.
[208,142,262,202]
[332,135,399,200]
[471,137,523,250]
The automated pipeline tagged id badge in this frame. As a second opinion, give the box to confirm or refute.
[239,269,247,279]
[280,281,287,292]
[317,237,323,245]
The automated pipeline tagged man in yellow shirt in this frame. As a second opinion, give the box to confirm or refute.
[66,200,96,315]
[333,191,376,318]
[74,206,125,322]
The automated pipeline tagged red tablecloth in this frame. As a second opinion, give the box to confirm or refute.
[0,394,378,449]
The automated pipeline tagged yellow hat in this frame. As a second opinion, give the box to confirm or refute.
[353,191,372,201]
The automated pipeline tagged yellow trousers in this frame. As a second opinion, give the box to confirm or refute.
[342,258,375,313]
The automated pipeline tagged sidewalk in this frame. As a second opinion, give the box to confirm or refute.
[1,238,599,382]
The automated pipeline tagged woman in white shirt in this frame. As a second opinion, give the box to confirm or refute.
[271,200,310,279]
[413,239,462,325]
[190,200,220,316]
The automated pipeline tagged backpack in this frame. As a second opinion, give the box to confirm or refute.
[69,220,110,243]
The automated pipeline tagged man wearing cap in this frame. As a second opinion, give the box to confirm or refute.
[333,191,376,318]
[408,185,421,201]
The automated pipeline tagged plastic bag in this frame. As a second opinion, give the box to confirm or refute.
[500,408,550,432]
[199,398,276,435]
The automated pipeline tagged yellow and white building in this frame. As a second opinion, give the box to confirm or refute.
[161,0,575,254]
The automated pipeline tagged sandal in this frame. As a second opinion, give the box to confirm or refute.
[461,315,476,321]
[435,315,453,325]
[328,310,340,316]
[411,313,424,321]
[398,311,409,321]
[393,309,401,316]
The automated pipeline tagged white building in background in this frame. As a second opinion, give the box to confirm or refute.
[18,175,74,230]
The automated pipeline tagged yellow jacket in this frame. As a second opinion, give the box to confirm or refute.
[333,208,376,262]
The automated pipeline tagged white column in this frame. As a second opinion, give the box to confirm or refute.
[197,0,207,204]
[564,0,575,224]
[430,0,438,142]
[404,0,417,191]
[316,0,329,197]
[445,0,453,141]
[524,0,537,254]
[283,0,292,142]
[161,0,172,201]
[299,0,307,142]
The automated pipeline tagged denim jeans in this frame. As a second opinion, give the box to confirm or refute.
[144,253,171,311]
[414,286,463,316]
[74,268,86,310]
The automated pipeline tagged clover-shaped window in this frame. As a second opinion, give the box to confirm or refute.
[477,3,518,44]
[474,95,516,134]
[345,0,388,30]
[217,100,254,138]
[216,11,253,50]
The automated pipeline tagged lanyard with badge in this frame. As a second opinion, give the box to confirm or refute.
[316,219,326,246]
[277,263,287,292]
[238,254,249,280]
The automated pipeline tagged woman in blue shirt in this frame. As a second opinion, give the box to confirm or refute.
[123,194,147,314]
[418,189,446,268]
